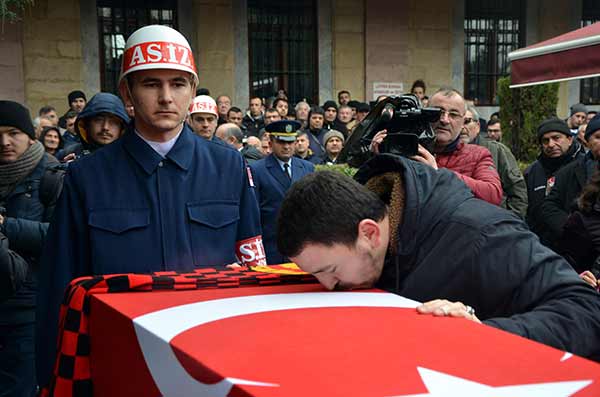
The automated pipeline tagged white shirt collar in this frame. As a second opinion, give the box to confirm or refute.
[135,126,183,158]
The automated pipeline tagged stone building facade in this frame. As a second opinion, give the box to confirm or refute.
[0,0,595,119]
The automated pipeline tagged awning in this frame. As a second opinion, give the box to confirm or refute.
[508,22,600,88]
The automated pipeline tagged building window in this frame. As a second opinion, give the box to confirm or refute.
[464,0,524,105]
[248,0,318,105]
[97,0,177,94]
[580,0,600,104]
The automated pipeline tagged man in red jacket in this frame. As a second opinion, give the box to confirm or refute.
[412,88,502,205]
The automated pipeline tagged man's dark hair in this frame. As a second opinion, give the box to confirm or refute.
[273,98,288,108]
[65,110,78,120]
[227,106,242,116]
[308,106,324,118]
[265,108,279,116]
[39,106,56,116]
[411,79,426,93]
[296,130,309,139]
[277,171,387,257]
[487,119,500,128]
[337,90,350,100]
[196,87,210,96]
[249,96,263,104]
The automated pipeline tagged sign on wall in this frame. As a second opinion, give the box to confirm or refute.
[372,82,405,100]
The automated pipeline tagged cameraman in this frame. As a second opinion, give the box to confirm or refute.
[371,88,502,205]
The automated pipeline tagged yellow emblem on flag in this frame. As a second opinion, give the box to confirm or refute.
[251,263,308,275]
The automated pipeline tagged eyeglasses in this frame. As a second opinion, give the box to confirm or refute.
[437,108,464,121]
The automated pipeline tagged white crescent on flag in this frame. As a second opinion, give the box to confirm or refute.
[132,292,592,397]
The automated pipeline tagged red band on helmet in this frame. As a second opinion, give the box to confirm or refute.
[122,41,197,75]
[236,236,267,267]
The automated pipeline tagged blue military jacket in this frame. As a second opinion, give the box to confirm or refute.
[36,124,262,386]
[250,154,315,264]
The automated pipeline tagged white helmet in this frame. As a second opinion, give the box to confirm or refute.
[120,25,198,85]
[189,95,218,117]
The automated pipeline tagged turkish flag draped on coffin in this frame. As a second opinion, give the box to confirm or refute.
[509,22,600,88]
[89,284,600,397]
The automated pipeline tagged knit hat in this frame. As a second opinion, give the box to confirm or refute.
[0,100,35,139]
[585,113,600,141]
[348,100,360,109]
[68,90,87,106]
[570,103,588,116]
[357,102,370,113]
[322,100,338,111]
[537,117,571,142]
[323,129,345,145]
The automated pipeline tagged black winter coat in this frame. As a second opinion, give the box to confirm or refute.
[542,155,588,249]
[355,154,600,360]
[0,232,28,302]
[0,153,63,325]
[524,142,583,244]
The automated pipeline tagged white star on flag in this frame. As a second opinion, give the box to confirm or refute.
[391,367,592,397]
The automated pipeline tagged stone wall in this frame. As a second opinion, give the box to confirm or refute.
[192,0,235,101]
[364,0,454,101]
[537,0,582,117]
[0,22,25,103]
[22,0,84,115]
[332,0,365,101]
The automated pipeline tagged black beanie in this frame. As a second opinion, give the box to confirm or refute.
[322,100,338,111]
[537,117,571,142]
[570,103,587,116]
[68,90,87,106]
[585,113,600,141]
[0,100,35,139]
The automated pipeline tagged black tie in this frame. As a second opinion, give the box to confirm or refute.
[283,163,291,180]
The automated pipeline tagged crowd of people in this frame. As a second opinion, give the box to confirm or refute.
[1,24,600,396]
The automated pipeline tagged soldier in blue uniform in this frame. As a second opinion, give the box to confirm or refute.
[250,120,315,264]
[35,25,265,388]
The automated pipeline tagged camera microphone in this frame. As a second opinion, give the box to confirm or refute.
[380,103,395,122]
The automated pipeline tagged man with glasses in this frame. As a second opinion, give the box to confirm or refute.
[486,119,502,142]
[411,88,502,205]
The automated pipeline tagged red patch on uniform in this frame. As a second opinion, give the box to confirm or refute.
[236,236,266,266]
[246,167,255,187]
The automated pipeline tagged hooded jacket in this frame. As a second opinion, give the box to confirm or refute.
[60,93,130,159]
[355,154,600,359]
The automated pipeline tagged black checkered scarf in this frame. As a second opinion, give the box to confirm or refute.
[40,267,316,397]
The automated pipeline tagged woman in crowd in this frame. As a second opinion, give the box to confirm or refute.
[560,170,600,290]
[39,126,63,157]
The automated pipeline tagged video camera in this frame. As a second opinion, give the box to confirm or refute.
[339,95,441,167]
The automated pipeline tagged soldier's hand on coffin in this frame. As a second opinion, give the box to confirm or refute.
[369,129,387,154]
[410,144,438,170]
[417,299,481,324]
[226,263,243,269]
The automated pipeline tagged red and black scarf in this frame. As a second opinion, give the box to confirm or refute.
[41,267,316,397]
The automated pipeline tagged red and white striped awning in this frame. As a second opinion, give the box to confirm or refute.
[509,22,600,88]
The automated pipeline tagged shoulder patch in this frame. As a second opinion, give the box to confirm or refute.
[246,166,255,187]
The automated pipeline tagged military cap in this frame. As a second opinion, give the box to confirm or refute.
[266,120,301,142]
